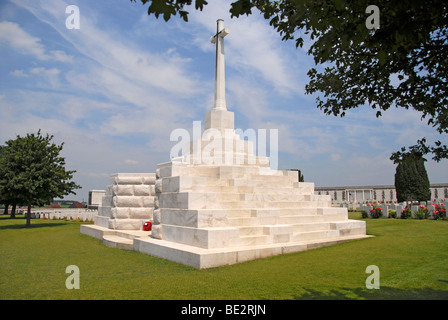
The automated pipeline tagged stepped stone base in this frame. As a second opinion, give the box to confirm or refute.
[81,161,372,269]
[81,224,371,269]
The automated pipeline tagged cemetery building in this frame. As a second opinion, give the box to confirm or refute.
[315,183,448,203]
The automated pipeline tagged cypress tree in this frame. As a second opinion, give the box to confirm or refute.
[395,159,407,202]
[394,152,431,203]
[415,156,431,201]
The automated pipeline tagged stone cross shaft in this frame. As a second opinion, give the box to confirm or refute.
[210,19,230,111]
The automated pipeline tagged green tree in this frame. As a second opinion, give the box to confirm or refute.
[393,152,431,203]
[0,145,15,217]
[131,0,448,161]
[0,130,81,227]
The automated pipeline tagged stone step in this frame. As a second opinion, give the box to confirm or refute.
[292,230,339,242]
[162,176,229,190]
[189,165,284,178]
[188,191,317,202]
[237,234,270,246]
[94,215,111,229]
[228,217,259,227]
[227,211,350,228]
[322,212,348,221]
[163,175,315,195]
[229,178,294,188]
[102,235,134,250]
[227,214,324,227]
[279,208,320,216]
[278,215,325,224]
[163,164,290,180]
[240,193,313,202]
[184,184,297,193]
[159,191,324,210]
[216,166,275,179]
[238,226,265,236]
[223,175,297,185]
[164,175,297,190]
[182,166,221,177]
[226,209,255,218]
[266,201,319,209]
[80,224,115,239]
[115,230,150,240]
[252,208,319,217]
[159,208,323,227]
[170,186,315,199]
[195,200,319,210]
[292,222,331,233]
[236,224,356,247]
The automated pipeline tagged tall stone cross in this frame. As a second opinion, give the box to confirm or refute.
[210,19,230,111]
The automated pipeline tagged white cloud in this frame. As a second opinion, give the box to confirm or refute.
[30,67,60,75]
[331,153,341,161]
[50,50,73,63]
[0,21,73,62]
[0,20,48,59]
[124,159,139,165]
[11,69,28,77]
[10,0,203,99]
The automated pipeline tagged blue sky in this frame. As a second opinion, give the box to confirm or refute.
[0,0,446,202]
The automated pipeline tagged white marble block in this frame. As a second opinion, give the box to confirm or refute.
[90,173,156,230]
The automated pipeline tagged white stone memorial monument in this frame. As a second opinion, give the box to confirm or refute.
[81,19,371,268]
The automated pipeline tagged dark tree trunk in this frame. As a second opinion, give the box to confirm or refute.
[26,203,32,228]
[3,202,10,215]
[10,203,16,219]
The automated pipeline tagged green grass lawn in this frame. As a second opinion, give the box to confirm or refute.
[1,213,447,300]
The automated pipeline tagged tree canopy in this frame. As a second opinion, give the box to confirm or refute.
[131,0,448,161]
[0,130,80,226]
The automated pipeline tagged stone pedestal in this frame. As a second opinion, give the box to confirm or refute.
[94,173,156,230]
[205,109,234,132]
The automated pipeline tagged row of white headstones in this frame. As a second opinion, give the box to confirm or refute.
[358,201,447,218]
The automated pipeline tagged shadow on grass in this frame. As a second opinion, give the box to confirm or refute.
[293,286,448,300]
[0,216,70,230]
